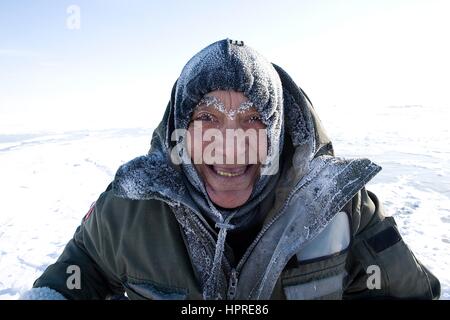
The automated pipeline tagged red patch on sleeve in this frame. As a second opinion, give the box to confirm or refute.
[83,201,96,222]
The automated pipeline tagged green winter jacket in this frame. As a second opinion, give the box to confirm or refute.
[33,183,440,300]
[30,60,440,300]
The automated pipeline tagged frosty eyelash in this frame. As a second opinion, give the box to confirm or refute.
[247,115,262,123]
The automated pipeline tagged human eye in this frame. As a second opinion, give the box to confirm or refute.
[246,114,263,124]
[194,112,217,123]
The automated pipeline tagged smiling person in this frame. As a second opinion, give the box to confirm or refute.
[22,39,440,300]
[186,90,269,209]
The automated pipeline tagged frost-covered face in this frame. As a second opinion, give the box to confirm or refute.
[187,90,267,209]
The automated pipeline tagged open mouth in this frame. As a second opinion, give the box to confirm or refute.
[207,164,250,177]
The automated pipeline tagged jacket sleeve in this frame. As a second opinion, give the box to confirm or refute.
[343,188,441,299]
[29,184,124,300]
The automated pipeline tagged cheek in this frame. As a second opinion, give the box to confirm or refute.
[256,137,268,163]
[187,127,210,164]
[246,125,268,164]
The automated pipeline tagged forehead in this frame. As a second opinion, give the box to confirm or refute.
[206,90,247,102]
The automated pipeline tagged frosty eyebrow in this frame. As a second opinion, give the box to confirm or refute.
[196,95,255,120]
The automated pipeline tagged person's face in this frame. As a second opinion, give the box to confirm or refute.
[187,90,267,209]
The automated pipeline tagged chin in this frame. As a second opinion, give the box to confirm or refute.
[196,163,260,209]
[206,186,253,209]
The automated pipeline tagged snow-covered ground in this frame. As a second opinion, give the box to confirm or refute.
[0,104,448,299]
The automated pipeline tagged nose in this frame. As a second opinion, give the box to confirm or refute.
[220,120,249,165]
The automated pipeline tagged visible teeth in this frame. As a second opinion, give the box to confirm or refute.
[216,170,242,177]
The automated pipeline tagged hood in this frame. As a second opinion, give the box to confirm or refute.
[172,39,285,228]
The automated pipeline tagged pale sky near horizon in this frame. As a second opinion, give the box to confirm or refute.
[1,0,449,133]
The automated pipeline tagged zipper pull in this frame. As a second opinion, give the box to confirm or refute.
[227,268,238,300]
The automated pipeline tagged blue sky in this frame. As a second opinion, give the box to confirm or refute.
[1,0,449,132]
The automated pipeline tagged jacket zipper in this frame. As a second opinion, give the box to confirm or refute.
[231,162,328,296]
[162,161,325,299]
[227,268,238,300]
